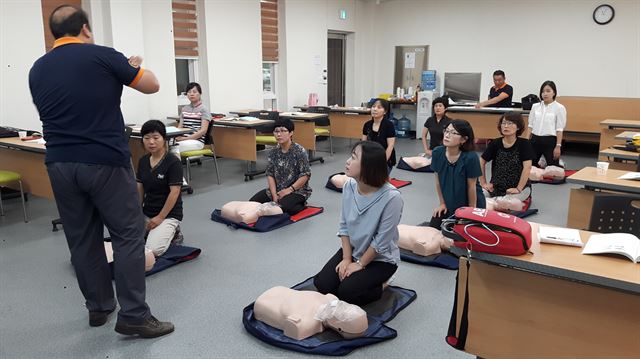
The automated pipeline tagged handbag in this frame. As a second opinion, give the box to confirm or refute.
[521,94,540,110]
[441,207,532,256]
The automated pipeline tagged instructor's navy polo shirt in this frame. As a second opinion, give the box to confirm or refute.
[488,83,513,108]
[29,37,144,167]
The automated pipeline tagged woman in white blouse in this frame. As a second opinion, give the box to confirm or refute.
[525,81,566,167]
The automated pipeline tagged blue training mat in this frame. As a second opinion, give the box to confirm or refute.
[400,250,459,270]
[147,245,201,276]
[211,206,324,232]
[243,277,417,356]
[513,208,538,219]
[396,157,433,173]
[107,244,201,278]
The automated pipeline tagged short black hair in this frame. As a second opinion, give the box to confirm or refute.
[185,82,202,94]
[449,119,475,152]
[353,141,389,187]
[372,98,391,120]
[498,112,525,137]
[141,120,167,139]
[274,118,294,132]
[432,96,448,111]
[539,80,557,100]
[493,70,506,78]
[49,5,91,39]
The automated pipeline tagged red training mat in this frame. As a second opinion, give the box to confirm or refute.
[290,206,324,222]
[389,178,412,189]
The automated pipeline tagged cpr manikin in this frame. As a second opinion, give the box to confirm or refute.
[486,196,525,212]
[253,286,368,340]
[221,201,283,224]
[401,154,432,170]
[329,174,349,189]
[530,165,564,181]
[397,224,452,256]
[104,241,155,272]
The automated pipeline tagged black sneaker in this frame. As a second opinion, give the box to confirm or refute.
[89,307,116,327]
[114,315,174,338]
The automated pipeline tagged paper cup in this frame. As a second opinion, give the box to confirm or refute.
[18,131,27,138]
[596,161,609,175]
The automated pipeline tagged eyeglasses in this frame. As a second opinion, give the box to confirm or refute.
[273,129,289,134]
[501,121,516,127]
[444,129,461,137]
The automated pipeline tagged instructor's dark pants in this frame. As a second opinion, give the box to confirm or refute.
[47,162,150,324]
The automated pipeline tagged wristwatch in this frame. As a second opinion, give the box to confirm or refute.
[356,259,365,269]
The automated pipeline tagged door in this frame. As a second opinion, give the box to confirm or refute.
[394,46,429,91]
[327,33,345,106]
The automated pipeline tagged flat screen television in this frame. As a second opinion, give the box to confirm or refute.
[444,72,482,104]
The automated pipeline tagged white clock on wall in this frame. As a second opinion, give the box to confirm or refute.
[593,4,615,25]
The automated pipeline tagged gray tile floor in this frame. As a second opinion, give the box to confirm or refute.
[0,137,598,358]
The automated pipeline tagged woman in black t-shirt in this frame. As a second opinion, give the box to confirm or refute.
[361,98,396,173]
[421,96,451,156]
[136,120,184,257]
[479,112,534,203]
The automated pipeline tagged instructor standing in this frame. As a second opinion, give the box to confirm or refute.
[29,5,173,338]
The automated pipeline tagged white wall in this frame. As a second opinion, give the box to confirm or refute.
[200,0,263,114]
[281,0,366,109]
[370,0,640,100]
[0,0,46,132]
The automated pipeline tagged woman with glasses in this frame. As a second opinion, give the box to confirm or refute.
[479,112,535,205]
[429,119,485,230]
[249,118,312,215]
[524,80,567,167]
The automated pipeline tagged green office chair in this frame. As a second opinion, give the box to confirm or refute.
[0,170,28,222]
[180,118,221,185]
[252,111,279,147]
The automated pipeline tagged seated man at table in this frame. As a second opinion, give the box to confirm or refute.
[250,118,312,215]
[476,70,513,108]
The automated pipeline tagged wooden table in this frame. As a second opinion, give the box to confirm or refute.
[295,106,371,140]
[128,126,192,171]
[229,110,329,165]
[450,222,639,359]
[446,106,529,140]
[0,137,52,199]
[599,119,640,153]
[212,117,275,181]
[566,167,640,229]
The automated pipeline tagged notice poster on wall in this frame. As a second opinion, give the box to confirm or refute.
[404,52,416,69]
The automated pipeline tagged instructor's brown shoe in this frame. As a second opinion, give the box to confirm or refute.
[115,315,174,338]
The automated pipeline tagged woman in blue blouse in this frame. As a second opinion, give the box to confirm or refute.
[314,141,403,305]
[429,119,485,230]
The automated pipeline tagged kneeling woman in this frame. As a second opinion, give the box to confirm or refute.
[250,119,312,215]
[136,120,184,256]
[430,119,485,230]
[314,141,403,306]
[479,112,534,203]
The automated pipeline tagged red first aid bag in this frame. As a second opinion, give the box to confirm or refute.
[441,207,532,256]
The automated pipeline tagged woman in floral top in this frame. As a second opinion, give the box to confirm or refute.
[249,118,312,215]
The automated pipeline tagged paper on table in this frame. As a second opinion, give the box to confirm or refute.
[538,226,582,241]
[165,126,182,133]
[617,172,640,180]
[26,138,46,144]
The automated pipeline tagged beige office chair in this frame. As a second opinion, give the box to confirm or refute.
[180,119,221,184]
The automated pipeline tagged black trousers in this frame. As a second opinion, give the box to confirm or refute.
[530,134,559,167]
[250,188,306,215]
[47,162,150,324]
[313,248,397,306]
[429,210,450,231]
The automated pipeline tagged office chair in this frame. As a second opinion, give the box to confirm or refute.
[588,194,640,235]
[307,106,333,155]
